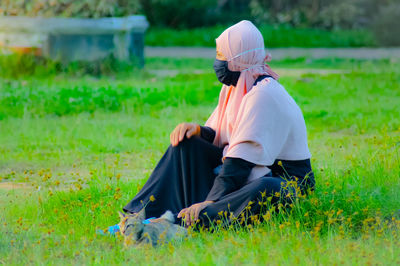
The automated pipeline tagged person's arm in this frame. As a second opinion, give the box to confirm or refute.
[199,126,216,143]
[205,157,255,202]
[177,157,254,226]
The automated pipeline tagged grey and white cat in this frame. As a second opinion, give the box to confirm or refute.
[118,209,187,247]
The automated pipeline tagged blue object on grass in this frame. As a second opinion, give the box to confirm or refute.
[97,218,156,236]
[96,224,120,236]
[108,224,120,234]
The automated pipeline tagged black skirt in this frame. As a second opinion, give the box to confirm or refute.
[123,136,315,226]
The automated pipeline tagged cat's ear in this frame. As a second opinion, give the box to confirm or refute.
[118,211,126,220]
[137,208,146,220]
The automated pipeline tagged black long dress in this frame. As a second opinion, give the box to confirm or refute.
[123,129,315,226]
[123,75,315,226]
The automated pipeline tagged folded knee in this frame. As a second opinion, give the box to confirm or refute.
[171,136,203,151]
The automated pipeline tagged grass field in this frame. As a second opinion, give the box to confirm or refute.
[0,57,399,264]
[145,25,376,47]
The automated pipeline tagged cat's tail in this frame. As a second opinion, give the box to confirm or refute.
[160,210,175,223]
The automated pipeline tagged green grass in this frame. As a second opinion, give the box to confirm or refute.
[146,25,376,47]
[1,57,400,264]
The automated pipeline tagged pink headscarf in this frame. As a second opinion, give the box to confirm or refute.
[205,20,279,164]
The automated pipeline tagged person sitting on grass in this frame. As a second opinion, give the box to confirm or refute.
[112,20,315,231]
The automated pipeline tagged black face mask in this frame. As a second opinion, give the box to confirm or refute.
[213,59,241,86]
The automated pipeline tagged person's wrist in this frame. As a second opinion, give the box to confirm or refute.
[195,124,201,136]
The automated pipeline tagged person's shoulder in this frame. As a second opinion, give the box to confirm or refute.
[246,78,299,115]
[241,78,283,111]
[248,77,284,98]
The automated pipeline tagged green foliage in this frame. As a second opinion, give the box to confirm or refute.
[140,0,220,28]
[146,25,376,47]
[0,58,400,264]
[0,0,250,27]
[0,53,143,78]
[371,3,400,46]
[249,0,398,29]
[1,58,399,121]
[2,0,397,33]
[0,0,141,18]
[0,52,58,77]
[0,72,219,119]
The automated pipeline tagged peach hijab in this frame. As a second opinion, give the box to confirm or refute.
[205,20,279,170]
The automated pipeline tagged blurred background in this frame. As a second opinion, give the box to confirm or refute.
[1,0,399,47]
[0,0,399,76]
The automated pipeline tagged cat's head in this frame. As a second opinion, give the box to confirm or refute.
[118,209,145,241]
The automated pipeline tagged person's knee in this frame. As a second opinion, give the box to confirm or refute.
[173,136,203,150]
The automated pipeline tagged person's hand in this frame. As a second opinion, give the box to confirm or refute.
[170,123,200,146]
[177,200,214,226]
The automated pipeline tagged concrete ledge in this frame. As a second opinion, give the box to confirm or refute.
[0,16,149,65]
[0,15,149,34]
